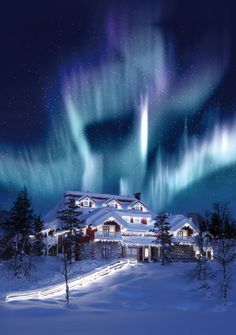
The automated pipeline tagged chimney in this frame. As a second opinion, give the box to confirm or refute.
[134,192,141,201]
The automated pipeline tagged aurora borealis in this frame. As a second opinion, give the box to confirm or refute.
[0,0,235,214]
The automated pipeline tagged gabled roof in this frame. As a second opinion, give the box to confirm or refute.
[85,208,128,228]
[65,191,137,204]
[74,194,95,204]
[129,200,147,209]
[166,214,199,233]
[104,197,122,206]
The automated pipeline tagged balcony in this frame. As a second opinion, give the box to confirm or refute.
[173,236,195,244]
[95,231,122,241]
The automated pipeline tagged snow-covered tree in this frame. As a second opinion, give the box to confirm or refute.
[153,213,172,265]
[208,203,236,305]
[8,187,35,277]
[58,242,72,304]
[9,187,34,255]
[194,231,211,289]
[57,197,84,262]
[32,215,45,256]
[0,207,13,259]
[57,237,78,304]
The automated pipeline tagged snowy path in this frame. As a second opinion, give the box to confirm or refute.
[5,259,136,302]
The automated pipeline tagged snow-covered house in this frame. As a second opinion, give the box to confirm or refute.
[166,214,213,259]
[43,191,212,262]
[43,191,158,262]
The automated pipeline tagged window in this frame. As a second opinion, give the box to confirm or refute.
[131,202,146,211]
[107,199,120,208]
[134,217,141,223]
[83,199,89,207]
[102,246,111,259]
[177,230,183,237]
[103,226,110,237]
[127,247,137,257]
[144,247,149,259]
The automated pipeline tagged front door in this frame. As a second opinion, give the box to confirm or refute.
[138,247,143,261]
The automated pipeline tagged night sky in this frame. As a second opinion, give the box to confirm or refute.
[0,0,236,215]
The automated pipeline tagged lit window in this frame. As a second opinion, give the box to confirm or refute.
[103,226,110,237]
[178,230,183,237]
[132,203,146,211]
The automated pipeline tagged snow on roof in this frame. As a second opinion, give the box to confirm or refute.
[125,223,154,232]
[104,197,122,205]
[166,214,199,233]
[129,200,147,208]
[43,198,65,227]
[122,235,158,247]
[43,190,153,229]
[118,209,154,217]
[65,191,137,203]
[74,194,95,203]
[42,219,60,231]
[86,208,129,228]
[44,191,198,238]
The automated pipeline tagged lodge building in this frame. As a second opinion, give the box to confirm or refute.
[43,191,213,261]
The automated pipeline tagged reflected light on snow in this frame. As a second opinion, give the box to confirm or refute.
[5,260,136,302]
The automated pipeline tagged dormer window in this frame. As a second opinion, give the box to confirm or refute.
[105,198,121,209]
[76,196,95,208]
[110,200,117,208]
[130,201,146,212]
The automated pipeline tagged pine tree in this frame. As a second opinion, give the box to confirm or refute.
[9,187,34,254]
[57,197,84,263]
[0,207,13,259]
[154,213,172,265]
[32,215,45,256]
[8,187,34,277]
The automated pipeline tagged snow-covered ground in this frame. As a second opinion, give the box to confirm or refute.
[0,259,235,335]
[0,257,115,300]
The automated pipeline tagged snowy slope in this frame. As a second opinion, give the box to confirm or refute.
[0,261,236,335]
